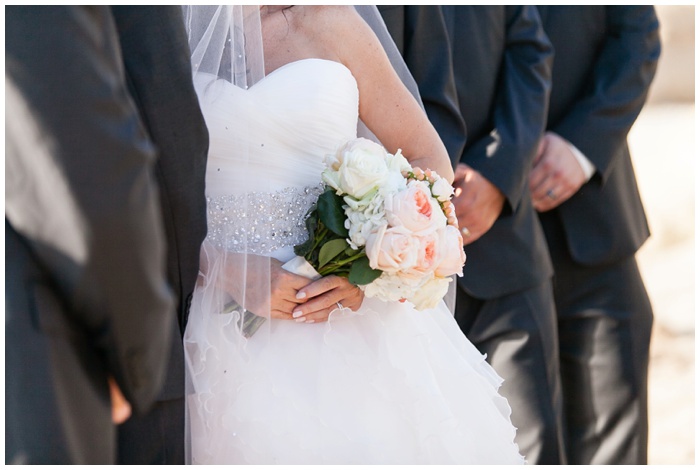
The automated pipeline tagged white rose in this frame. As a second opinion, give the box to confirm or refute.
[431,176,454,202]
[328,138,389,199]
[381,149,411,194]
[385,180,447,235]
[407,276,451,310]
[385,148,412,174]
[434,225,466,277]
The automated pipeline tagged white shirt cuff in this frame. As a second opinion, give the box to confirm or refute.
[566,141,596,181]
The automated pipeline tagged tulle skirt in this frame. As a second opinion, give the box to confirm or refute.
[184,291,525,464]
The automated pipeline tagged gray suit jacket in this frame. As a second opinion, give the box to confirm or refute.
[380,6,555,299]
[536,6,660,265]
[5,6,207,464]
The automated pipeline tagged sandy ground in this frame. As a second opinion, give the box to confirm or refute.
[628,102,695,464]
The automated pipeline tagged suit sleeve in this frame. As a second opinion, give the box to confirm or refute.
[551,6,660,183]
[5,6,174,412]
[381,5,467,168]
[459,6,553,212]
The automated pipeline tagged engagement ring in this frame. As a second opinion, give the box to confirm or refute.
[546,189,557,200]
[336,302,344,311]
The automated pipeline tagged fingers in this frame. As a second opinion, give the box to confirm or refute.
[108,376,132,425]
[295,275,346,301]
[454,162,469,181]
[292,276,364,323]
[529,133,587,212]
[452,171,504,245]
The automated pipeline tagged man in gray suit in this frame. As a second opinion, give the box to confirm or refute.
[532,6,660,464]
[5,6,208,464]
[379,6,566,463]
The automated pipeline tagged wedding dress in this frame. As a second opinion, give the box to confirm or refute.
[185,58,525,464]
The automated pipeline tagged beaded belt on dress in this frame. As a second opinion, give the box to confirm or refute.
[206,184,324,255]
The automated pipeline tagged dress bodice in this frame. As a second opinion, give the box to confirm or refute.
[193,59,359,256]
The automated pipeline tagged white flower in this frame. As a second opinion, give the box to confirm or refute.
[431,176,454,202]
[323,138,389,199]
[385,148,412,174]
[407,276,451,310]
[362,271,428,303]
[344,191,386,250]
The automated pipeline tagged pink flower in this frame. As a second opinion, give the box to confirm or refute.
[403,231,443,278]
[434,225,466,277]
[385,180,447,236]
[365,224,420,274]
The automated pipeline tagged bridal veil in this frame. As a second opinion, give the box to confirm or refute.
[180,5,456,462]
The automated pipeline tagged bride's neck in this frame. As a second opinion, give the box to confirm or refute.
[260,5,293,16]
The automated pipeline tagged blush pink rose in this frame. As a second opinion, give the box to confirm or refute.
[434,225,466,277]
[404,232,443,278]
[365,224,420,274]
[385,181,447,235]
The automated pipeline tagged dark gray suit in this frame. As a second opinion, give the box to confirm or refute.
[6,6,208,465]
[379,6,566,463]
[6,6,181,464]
[107,6,209,465]
[536,6,659,464]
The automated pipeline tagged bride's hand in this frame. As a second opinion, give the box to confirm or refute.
[216,251,311,320]
[290,275,364,323]
[267,259,314,320]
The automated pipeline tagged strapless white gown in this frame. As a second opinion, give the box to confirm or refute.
[184,58,524,464]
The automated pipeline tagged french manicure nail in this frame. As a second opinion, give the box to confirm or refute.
[296,291,307,300]
[292,310,303,318]
[295,317,306,323]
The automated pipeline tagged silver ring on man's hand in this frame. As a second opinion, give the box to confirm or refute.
[546,189,557,200]
[336,302,344,311]
[461,227,471,238]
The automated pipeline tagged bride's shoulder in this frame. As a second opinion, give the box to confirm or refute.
[299,5,365,38]
[302,6,381,58]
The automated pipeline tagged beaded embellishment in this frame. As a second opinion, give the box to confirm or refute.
[206,184,324,255]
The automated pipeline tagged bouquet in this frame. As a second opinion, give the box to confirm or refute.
[287,137,466,310]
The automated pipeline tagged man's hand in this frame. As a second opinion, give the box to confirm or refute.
[452,163,506,245]
[109,376,131,425]
[530,131,587,212]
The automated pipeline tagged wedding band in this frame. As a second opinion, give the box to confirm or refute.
[461,227,471,238]
[336,302,344,311]
[547,189,557,200]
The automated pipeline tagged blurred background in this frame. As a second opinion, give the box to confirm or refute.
[629,5,695,464]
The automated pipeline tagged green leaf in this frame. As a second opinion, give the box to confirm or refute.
[293,209,318,257]
[317,189,348,238]
[318,238,349,268]
[348,256,383,286]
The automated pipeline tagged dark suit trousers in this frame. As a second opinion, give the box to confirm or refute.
[541,212,653,464]
[454,281,566,464]
[117,398,184,464]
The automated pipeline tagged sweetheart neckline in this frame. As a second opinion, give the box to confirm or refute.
[247,58,356,91]
[194,58,358,98]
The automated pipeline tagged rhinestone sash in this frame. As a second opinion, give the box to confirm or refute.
[206,184,324,255]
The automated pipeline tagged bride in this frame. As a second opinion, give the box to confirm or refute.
[182,5,524,464]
